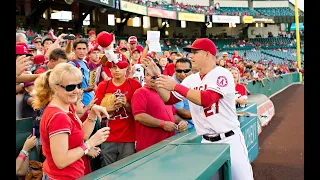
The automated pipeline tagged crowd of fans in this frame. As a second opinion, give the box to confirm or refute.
[16,28,303,179]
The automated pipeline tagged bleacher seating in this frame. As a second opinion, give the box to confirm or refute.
[254,7,295,16]
[219,7,258,16]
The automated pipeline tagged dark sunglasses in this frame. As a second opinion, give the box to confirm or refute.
[34,41,41,44]
[176,69,191,73]
[56,83,82,92]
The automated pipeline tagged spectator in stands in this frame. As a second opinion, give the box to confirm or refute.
[21,81,37,119]
[69,38,95,106]
[16,135,36,177]
[131,48,142,66]
[34,48,68,74]
[128,36,138,51]
[32,63,110,180]
[33,36,44,55]
[42,36,54,52]
[219,58,226,68]
[131,61,177,152]
[94,53,141,167]
[16,32,28,44]
[87,46,101,71]
[173,58,194,129]
[158,55,168,71]
[230,67,248,108]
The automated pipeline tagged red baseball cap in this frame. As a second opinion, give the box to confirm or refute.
[131,48,141,54]
[89,30,96,36]
[88,46,101,54]
[16,45,33,56]
[128,36,137,44]
[183,38,217,56]
[33,55,45,65]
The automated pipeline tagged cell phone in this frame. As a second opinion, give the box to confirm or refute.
[32,128,35,136]
[63,34,75,40]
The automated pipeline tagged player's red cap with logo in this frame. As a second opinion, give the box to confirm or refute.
[183,38,217,56]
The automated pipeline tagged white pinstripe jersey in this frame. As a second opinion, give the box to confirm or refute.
[172,66,240,136]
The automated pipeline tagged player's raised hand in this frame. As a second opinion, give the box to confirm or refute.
[141,56,161,77]
[155,74,178,91]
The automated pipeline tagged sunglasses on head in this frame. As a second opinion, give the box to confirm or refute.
[57,83,82,92]
[176,69,191,73]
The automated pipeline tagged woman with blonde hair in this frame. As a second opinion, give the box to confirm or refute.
[230,67,248,108]
[32,63,110,180]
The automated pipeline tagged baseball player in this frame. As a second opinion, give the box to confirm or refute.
[142,38,253,180]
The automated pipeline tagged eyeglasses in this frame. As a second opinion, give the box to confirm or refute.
[34,41,41,44]
[56,83,82,92]
[176,69,191,73]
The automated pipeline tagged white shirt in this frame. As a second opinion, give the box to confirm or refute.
[172,66,240,136]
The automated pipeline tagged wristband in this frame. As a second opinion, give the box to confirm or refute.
[18,154,26,161]
[160,120,165,128]
[174,84,189,98]
[80,144,89,155]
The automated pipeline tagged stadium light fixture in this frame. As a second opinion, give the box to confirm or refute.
[181,21,186,28]
[133,17,141,27]
[143,16,150,28]
[116,18,121,23]
[108,14,115,26]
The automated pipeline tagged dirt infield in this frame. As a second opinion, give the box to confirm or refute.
[252,84,304,180]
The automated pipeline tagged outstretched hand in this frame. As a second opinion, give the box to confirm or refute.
[155,74,177,91]
[140,56,161,77]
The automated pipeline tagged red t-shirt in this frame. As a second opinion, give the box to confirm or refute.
[95,78,142,142]
[237,66,245,77]
[231,55,241,63]
[131,85,175,152]
[235,84,246,96]
[40,105,85,180]
[163,63,175,76]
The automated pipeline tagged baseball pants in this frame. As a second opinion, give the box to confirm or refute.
[201,127,254,180]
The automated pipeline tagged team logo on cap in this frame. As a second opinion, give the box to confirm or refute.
[217,76,228,87]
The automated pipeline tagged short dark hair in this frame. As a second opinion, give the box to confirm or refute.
[73,38,88,49]
[144,63,163,75]
[175,58,192,69]
[42,37,53,45]
[49,48,68,61]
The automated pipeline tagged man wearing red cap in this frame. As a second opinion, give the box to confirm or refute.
[88,30,98,50]
[94,52,141,167]
[145,38,254,180]
[128,36,138,50]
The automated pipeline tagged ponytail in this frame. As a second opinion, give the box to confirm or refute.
[32,70,54,110]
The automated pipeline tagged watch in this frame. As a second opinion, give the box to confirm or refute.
[21,149,29,157]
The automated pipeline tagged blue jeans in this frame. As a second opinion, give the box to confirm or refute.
[42,171,49,180]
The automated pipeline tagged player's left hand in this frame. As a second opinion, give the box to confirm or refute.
[177,120,188,133]
[155,74,178,91]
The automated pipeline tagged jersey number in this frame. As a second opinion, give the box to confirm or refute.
[204,102,219,117]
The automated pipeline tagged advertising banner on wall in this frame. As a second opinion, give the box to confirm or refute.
[242,15,253,23]
[147,8,176,20]
[178,12,205,22]
[253,17,275,23]
[212,15,240,24]
[120,0,147,15]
